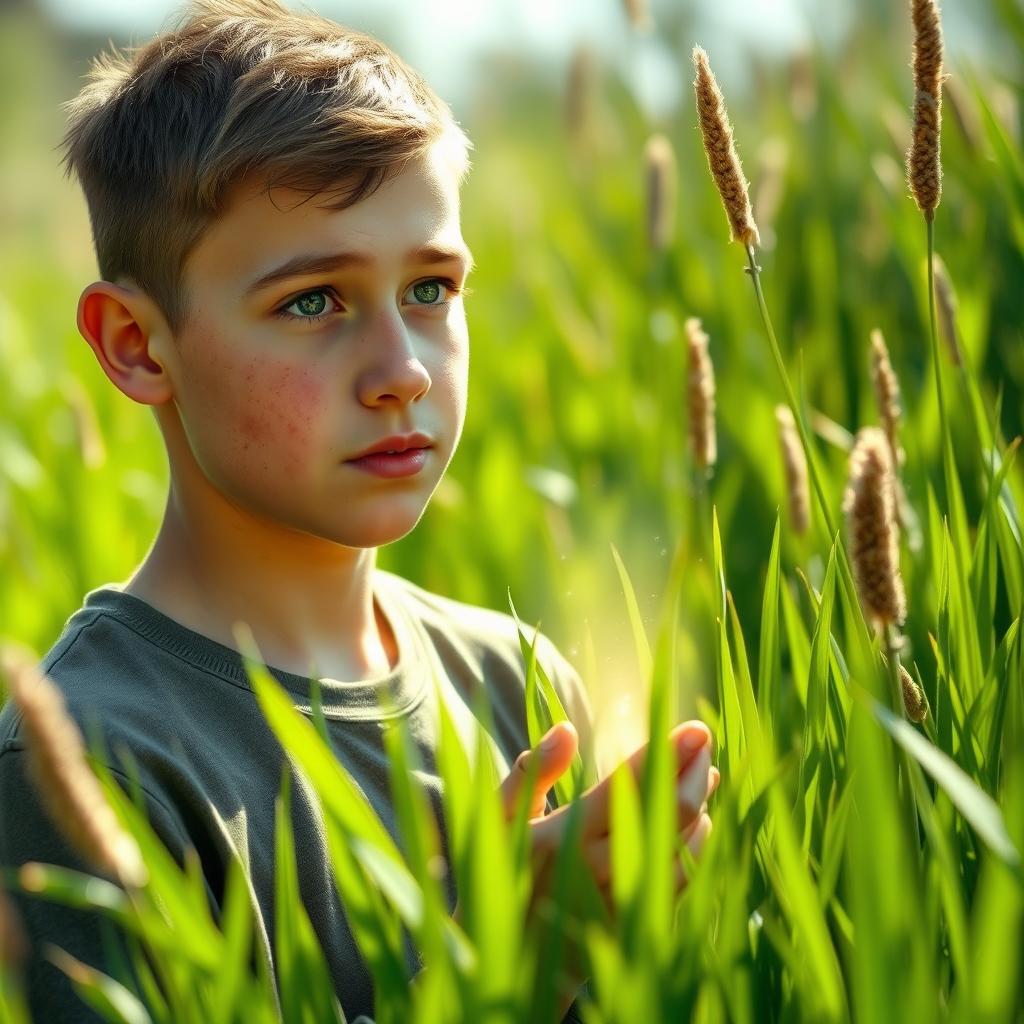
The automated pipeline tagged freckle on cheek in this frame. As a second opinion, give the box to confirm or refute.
[229,361,322,472]
[296,371,324,405]
[239,412,263,441]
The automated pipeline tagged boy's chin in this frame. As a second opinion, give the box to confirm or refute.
[329,501,431,548]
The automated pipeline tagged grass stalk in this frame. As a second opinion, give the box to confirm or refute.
[743,244,875,653]
[885,628,924,868]
[691,468,712,569]
[926,222,978,665]
[926,219,949,457]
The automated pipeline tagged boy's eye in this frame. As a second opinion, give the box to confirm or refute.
[275,278,460,323]
[276,289,338,322]
[404,279,456,306]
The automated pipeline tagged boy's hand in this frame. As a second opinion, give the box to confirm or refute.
[500,720,718,904]
[451,719,719,1020]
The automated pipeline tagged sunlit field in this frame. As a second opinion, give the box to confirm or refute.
[1,1,1023,1020]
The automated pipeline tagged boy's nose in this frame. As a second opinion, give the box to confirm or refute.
[355,310,431,406]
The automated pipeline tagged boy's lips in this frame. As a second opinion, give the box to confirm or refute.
[346,448,430,478]
[345,431,434,460]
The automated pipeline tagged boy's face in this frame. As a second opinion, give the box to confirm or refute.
[157,143,471,549]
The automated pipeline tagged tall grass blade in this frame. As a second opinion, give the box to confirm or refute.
[985,618,1021,791]
[639,528,687,957]
[797,545,839,855]
[869,697,1020,870]
[88,761,222,971]
[236,626,418,1007]
[757,517,783,736]
[44,946,154,1024]
[610,542,654,686]
[460,717,522,1021]
[764,780,846,1020]
[712,507,745,781]
[508,594,586,806]
[273,765,347,1024]
[964,738,1024,1021]
[844,676,932,1024]
[206,852,259,1024]
[431,672,474,891]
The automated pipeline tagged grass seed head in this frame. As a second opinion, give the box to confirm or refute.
[685,317,717,471]
[787,49,818,122]
[943,72,982,154]
[644,133,678,253]
[869,329,904,468]
[907,0,944,220]
[899,665,930,722]
[60,377,107,470]
[565,45,596,147]
[775,405,810,535]
[932,253,963,366]
[692,46,760,248]
[753,137,788,251]
[0,643,148,890]
[883,99,912,159]
[0,883,28,972]
[622,0,653,31]
[844,427,907,630]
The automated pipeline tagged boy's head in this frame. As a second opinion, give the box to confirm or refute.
[61,0,471,335]
[63,0,476,551]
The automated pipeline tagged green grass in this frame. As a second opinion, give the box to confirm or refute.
[1,4,1023,1022]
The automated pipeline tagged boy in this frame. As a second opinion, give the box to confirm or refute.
[0,1,718,1020]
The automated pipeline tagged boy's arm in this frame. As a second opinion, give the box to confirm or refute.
[0,747,206,1024]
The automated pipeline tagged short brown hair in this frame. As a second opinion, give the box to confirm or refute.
[59,0,472,333]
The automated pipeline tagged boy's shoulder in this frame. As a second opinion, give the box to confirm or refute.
[0,590,187,765]
[380,569,594,757]
[0,572,593,768]
[0,573,589,733]
[380,568,528,643]
[379,568,580,688]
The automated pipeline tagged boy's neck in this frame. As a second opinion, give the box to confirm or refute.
[122,500,399,683]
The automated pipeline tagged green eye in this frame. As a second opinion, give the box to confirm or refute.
[294,292,328,316]
[412,281,443,304]
[276,289,337,323]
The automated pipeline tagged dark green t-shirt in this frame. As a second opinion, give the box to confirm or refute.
[0,569,594,1022]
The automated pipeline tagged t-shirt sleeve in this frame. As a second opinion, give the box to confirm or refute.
[0,747,197,1024]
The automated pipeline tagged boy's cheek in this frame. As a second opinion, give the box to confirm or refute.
[234,367,326,477]
[233,361,323,445]
[184,346,327,475]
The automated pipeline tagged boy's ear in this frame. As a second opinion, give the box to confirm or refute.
[77,280,176,406]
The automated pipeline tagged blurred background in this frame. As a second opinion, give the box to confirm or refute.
[2,0,1022,774]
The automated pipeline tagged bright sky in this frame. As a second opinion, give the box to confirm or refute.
[41,0,815,45]
[38,0,828,116]
[38,0,988,122]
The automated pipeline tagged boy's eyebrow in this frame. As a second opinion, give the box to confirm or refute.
[242,243,475,297]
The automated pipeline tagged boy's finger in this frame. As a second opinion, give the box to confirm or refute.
[572,721,713,839]
[675,745,713,822]
[499,721,578,820]
[685,813,713,860]
[682,802,709,841]
[570,833,610,888]
[673,813,713,895]
[579,806,712,894]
